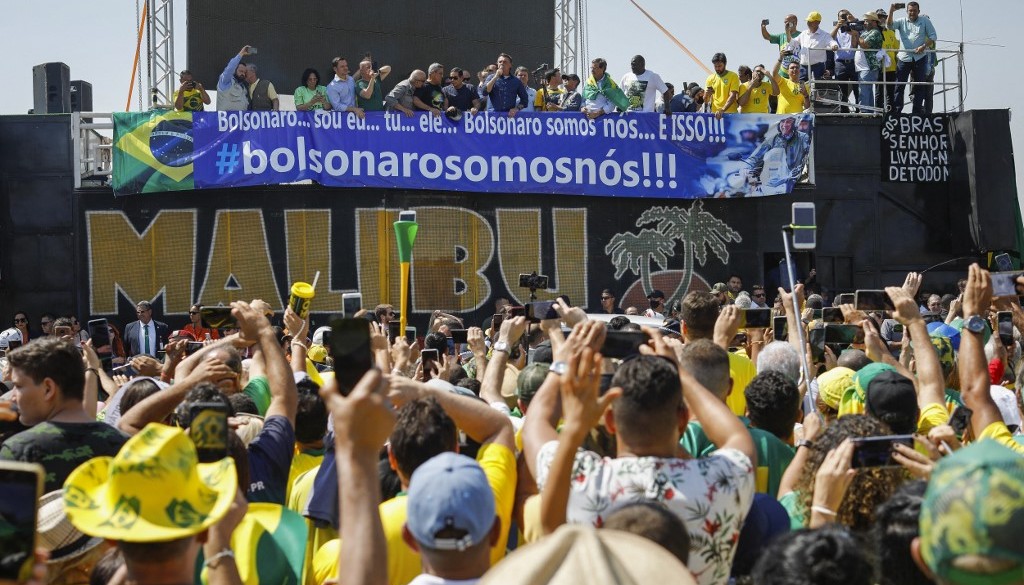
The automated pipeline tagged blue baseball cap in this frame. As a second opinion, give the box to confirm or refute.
[406,452,496,551]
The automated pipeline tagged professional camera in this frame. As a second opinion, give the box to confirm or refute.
[837,20,866,32]
[519,272,549,291]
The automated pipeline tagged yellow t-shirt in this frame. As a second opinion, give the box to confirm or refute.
[704,71,740,113]
[916,402,950,435]
[313,443,518,585]
[286,466,337,585]
[727,352,756,416]
[977,421,1024,455]
[882,29,900,73]
[776,77,806,114]
[739,83,773,114]
[286,448,324,504]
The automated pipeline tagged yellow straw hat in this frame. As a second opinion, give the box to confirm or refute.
[63,423,237,542]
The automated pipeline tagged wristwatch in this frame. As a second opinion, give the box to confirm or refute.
[492,340,510,353]
[549,361,569,375]
[964,315,987,334]
[795,439,814,450]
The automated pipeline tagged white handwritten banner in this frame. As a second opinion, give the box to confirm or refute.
[881,113,950,182]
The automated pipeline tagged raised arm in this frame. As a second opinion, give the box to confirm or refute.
[479,316,527,406]
[959,265,1006,433]
[886,286,945,409]
[117,358,236,435]
[324,369,394,585]
[389,376,514,450]
[233,301,297,425]
[283,307,309,375]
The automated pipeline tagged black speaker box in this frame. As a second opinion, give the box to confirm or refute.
[32,62,71,114]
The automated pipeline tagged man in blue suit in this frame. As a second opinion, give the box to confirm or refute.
[123,301,169,357]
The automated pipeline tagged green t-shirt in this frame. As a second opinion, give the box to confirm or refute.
[769,30,801,79]
[244,376,271,416]
[294,85,328,110]
[778,490,807,529]
[356,78,384,111]
[0,421,128,492]
[681,417,795,497]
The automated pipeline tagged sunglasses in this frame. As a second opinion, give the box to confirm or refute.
[41,321,52,326]
[14,318,27,323]
[754,293,766,297]
[189,311,200,315]
[601,297,614,301]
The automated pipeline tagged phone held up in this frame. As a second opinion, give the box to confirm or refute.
[0,461,44,582]
[327,318,373,396]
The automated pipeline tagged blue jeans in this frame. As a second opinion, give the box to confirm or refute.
[835,59,858,112]
[858,70,878,110]
[893,57,930,113]
[799,62,826,83]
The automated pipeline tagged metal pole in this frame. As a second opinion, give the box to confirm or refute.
[957,42,964,112]
[782,225,816,414]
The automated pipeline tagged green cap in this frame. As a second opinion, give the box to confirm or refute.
[920,440,1024,585]
[394,221,418,263]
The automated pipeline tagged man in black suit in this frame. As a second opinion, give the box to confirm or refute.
[123,301,169,357]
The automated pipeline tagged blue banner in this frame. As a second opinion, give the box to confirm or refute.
[116,110,815,198]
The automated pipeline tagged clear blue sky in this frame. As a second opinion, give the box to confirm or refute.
[3,0,1020,206]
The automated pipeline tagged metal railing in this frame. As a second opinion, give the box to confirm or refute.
[72,113,114,189]
[802,46,962,115]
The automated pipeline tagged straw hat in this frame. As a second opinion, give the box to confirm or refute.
[37,490,104,565]
[63,423,237,542]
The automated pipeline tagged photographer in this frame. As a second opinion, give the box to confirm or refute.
[173,70,211,112]
[852,13,884,111]
[830,10,859,111]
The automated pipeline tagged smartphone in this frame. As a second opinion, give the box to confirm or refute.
[855,290,895,311]
[201,306,237,329]
[88,318,110,350]
[327,318,373,396]
[342,292,362,318]
[599,373,615,395]
[998,311,1014,346]
[892,323,904,334]
[189,402,229,463]
[773,315,788,341]
[54,325,73,337]
[811,308,823,320]
[508,306,526,318]
[601,330,650,359]
[791,202,816,249]
[822,307,844,324]
[808,326,825,363]
[490,313,504,338]
[994,252,1014,272]
[6,339,21,351]
[824,324,864,345]
[850,435,914,468]
[741,308,772,329]
[450,329,468,344]
[405,326,417,344]
[990,271,1024,298]
[949,405,973,436]
[388,321,401,343]
[248,46,258,55]
[834,293,854,306]
[0,462,43,582]
[185,341,205,355]
[421,348,439,380]
[518,273,549,289]
[731,332,748,348]
[398,210,417,222]
[761,18,770,25]
[526,301,558,322]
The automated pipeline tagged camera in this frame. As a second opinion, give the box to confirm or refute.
[837,20,865,32]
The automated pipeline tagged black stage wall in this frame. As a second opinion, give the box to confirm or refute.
[0,112,1018,333]
[186,1,556,99]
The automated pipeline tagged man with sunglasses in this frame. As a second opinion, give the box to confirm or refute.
[750,285,770,308]
[599,289,625,314]
[442,67,481,114]
[374,304,397,328]
[123,301,170,358]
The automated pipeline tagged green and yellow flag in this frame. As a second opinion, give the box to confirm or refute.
[112,110,195,195]
[197,503,307,585]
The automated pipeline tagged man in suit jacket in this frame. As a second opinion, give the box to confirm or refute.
[123,301,169,357]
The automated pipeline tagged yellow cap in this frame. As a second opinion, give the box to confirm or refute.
[807,11,823,22]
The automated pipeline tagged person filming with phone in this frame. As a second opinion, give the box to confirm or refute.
[173,70,211,112]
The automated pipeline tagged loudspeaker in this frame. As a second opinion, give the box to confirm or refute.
[70,80,92,113]
[32,62,70,114]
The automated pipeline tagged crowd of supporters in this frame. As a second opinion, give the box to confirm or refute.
[173,3,939,120]
[0,258,1021,585]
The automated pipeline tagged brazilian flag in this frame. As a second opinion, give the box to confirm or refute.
[112,110,196,195]
[196,503,307,585]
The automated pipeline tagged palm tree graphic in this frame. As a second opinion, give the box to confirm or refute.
[605,201,742,306]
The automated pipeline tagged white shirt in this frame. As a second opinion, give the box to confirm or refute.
[787,28,839,66]
[137,320,157,356]
[620,69,669,112]
[406,575,479,585]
